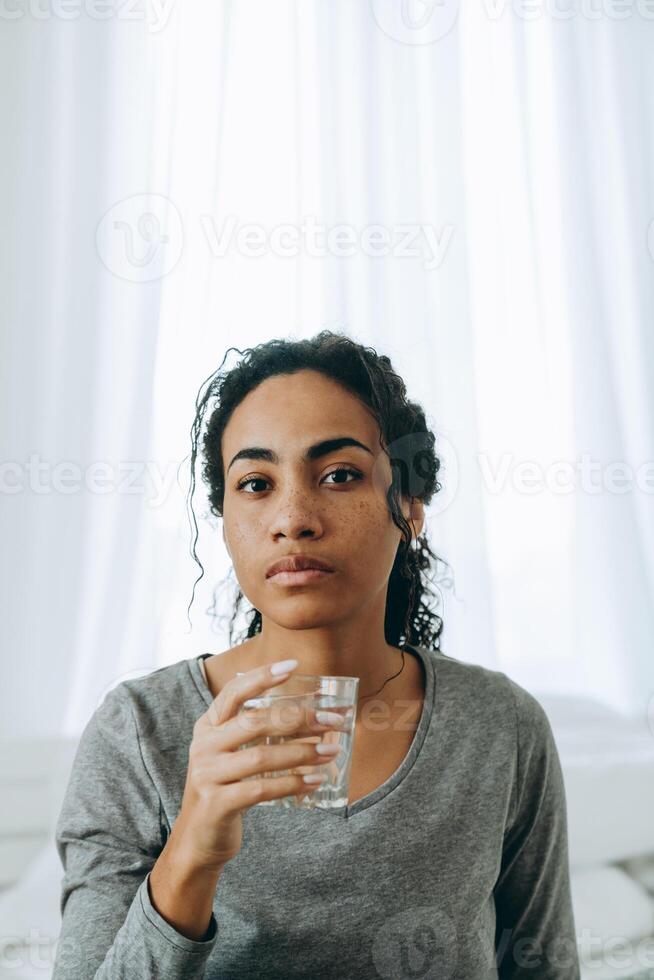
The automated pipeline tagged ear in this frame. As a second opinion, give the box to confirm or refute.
[406,497,425,543]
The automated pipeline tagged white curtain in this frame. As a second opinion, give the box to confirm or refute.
[2,0,652,738]
[458,7,654,712]
[1,14,166,738]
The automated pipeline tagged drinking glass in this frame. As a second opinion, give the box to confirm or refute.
[236,672,359,810]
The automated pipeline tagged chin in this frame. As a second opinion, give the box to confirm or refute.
[262,604,343,631]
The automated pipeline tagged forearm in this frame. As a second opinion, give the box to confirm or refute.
[148,820,225,942]
[54,834,222,979]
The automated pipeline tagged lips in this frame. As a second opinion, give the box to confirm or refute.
[266,554,335,578]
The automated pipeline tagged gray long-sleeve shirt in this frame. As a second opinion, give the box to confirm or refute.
[52,644,580,979]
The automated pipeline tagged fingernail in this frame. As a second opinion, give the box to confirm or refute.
[270,659,299,676]
[316,710,345,726]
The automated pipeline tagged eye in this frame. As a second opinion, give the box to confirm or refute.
[322,466,363,486]
[235,467,363,494]
[235,476,269,493]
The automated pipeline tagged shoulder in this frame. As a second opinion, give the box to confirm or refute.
[56,658,207,854]
[420,646,546,718]
[418,645,555,762]
[418,648,563,829]
[86,657,204,753]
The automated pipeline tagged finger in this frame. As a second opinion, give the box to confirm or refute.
[219,771,329,814]
[217,738,342,783]
[207,659,299,727]
[208,703,347,752]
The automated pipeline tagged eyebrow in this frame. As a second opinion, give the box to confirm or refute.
[227,436,373,473]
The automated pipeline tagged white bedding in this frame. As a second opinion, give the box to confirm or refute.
[572,866,654,979]
[538,694,654,868]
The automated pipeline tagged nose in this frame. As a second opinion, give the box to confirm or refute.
[268,490,324,541]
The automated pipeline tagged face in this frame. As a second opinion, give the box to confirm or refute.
[220,369,424,632]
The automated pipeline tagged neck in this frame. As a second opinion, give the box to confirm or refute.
[239,630,416,704]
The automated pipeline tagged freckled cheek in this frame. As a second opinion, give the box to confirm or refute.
[227,521,264,554]
[225,524,268,594]
[339,504,395,552]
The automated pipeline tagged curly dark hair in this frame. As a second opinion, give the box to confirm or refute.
[185,330,454,699]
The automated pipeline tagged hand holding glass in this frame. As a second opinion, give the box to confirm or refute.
[237,671,359,809]
[174,661,359,872]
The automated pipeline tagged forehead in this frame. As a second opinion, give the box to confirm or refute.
[222,371,379,450]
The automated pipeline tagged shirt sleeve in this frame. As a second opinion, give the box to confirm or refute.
[494,679,580,980]
[52,684,219,979]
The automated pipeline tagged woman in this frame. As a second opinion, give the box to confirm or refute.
[53,331,580,979]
